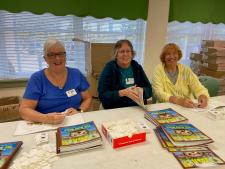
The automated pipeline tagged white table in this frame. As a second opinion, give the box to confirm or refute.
[1,96,225,169]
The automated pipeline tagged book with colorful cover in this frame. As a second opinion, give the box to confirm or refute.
[145,108,188,126]
[56,121,103,154]
[161,124,213,147]
[173,148,225,168]
[154,127,175,148]
[0,141,23,169]
[168,146,209,152]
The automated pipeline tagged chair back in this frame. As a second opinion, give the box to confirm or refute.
[199,76,219,97]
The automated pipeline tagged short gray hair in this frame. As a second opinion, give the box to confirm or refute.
[112,39,136,60]
[43,38,65,57]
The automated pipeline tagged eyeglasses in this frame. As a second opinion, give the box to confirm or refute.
[46,52,66,59]
[118,50,132,54]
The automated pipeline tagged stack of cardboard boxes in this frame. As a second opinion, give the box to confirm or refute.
[190,40,225,96]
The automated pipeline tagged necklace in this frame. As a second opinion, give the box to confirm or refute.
[46,69,67,89]
[165,68,178,84]
[167,70,178,77]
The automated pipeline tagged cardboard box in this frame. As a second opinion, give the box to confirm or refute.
[90,43,115,77]
[202,47,225,57]
[190,60,202,75]
[199,67,225,78]
[202,54,225,64]
[217,78,225,85]
[89,97,100,111]
[219,85,225,92]
[202,40,225,48]
[190,53,203,61]
[218,91,225,96]
[73,39,114,99]
[202,62,225,71]
[102,119,146,149]
[0,96,21,123]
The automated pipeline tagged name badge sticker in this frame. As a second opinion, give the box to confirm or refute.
[66,89,77,97]
[126,78,134,85]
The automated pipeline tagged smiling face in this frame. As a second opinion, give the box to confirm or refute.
[116,43,133,68]
[45,43,66,73]
[160,43,182,67]
[164,48,179,66]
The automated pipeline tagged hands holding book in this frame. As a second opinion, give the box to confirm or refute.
[119,86,144,106]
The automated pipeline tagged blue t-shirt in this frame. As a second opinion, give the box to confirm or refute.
[23,67,90,114]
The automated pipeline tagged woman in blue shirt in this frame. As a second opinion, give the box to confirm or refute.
[19,38,92,124]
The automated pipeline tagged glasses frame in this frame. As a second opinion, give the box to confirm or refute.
[46,52,66,59]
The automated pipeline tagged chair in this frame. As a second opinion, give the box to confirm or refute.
[199,76,219,97]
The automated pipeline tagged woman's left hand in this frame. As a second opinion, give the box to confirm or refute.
[63,108,79,116]
[198,95,208,108]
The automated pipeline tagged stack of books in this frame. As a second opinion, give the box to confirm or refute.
[145,108,188,126]
[0,141,23,169]
[56,121,103,154]
[149,108,225,168]
[155,123,213,148]
[173,148,225,169]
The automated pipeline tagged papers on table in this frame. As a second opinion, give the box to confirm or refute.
[14,113,84,136]
[191,99,225,112]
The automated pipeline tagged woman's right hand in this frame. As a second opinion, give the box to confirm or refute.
[45,113,66,124]
[178,98,196,108]
[119,86,139,101]
[170,96,196,108]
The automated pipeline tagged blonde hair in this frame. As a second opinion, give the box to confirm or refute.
[160,43,182,63]
[43,38,65,57]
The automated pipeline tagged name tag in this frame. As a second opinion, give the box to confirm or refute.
[125,78,134,85]
[66,89,77,97]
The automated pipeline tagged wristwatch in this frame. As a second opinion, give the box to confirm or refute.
[76,108,84,113]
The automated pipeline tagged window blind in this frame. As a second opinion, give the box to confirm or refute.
[0,10,146,80]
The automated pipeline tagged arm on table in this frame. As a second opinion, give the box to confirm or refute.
[19,99,65,124]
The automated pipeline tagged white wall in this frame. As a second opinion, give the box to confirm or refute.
[143,0,170,79]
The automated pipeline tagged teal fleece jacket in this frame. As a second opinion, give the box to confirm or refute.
[98,60,152,109]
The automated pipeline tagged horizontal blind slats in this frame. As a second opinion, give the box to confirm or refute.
[0,10,146,79]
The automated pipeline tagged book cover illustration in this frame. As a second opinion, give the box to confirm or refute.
[173,149,225,168]
[145,108,188,125]
[154,128,175,148]
[161,124,212,143]
[59,121,101,146]
[0,141,22,169]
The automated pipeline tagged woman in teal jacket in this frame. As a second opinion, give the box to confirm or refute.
[98,39,152,109]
